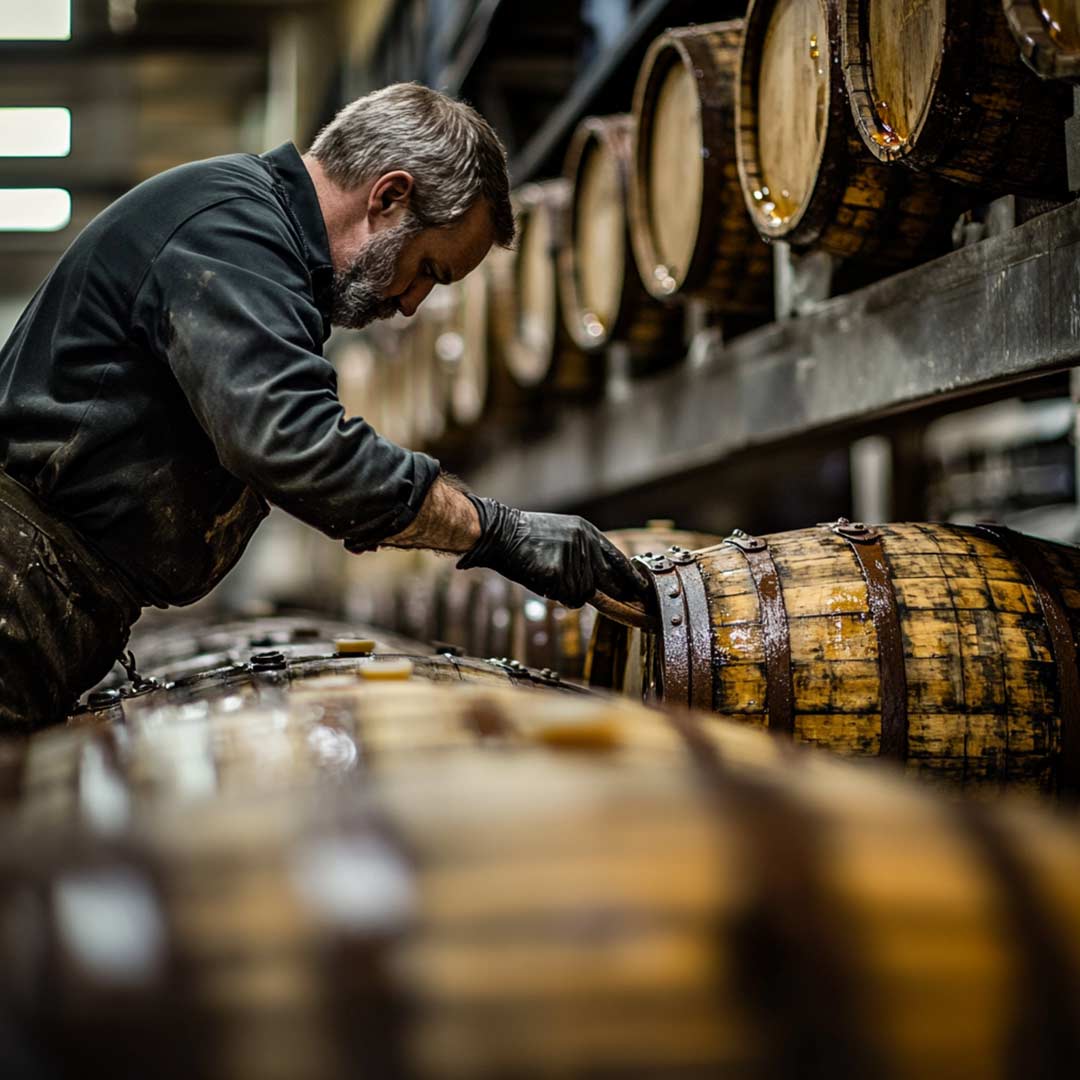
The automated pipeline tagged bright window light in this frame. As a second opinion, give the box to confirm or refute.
[0,189,72,231]
[0,108,71,157]
[0,0,71,40]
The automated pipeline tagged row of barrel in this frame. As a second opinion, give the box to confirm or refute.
[355,516,1080,800]
[337,0,1080,447]
[2,607,1079,1076]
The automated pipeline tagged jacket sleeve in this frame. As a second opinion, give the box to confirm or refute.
[131,195,440,550]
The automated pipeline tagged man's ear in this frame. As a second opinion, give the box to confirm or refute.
[368,171,414,220]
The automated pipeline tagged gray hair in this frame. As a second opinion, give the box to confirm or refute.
[309,83,515,248]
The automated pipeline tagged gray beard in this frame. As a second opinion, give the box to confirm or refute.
[329,215,423,330]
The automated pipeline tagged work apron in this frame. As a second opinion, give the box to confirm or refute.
[0,469,141,732]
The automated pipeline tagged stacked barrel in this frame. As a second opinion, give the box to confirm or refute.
[337,3,1073,448]
[2,609,1080,1076]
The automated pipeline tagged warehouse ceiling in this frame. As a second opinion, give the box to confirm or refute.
[0,0,336,300]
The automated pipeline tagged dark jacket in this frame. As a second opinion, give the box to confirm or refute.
[0,142,439,606]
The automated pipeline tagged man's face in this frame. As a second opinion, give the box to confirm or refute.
[329,198,496,330]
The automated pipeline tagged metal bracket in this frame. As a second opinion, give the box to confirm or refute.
[723,528,767,553]
[633,551,675,575]
[486,657,527,678]
[667,544,695,565]
[825,517,882,543]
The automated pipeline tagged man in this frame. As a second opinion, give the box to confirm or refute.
[0,83,645,732]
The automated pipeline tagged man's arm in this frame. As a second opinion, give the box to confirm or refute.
[382,473,481,553]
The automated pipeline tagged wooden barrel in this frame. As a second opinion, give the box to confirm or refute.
[6,679,1080,1077]
[334,340,383,434]
[496,181,595,393]
[737,0,958,263]
[410,290,454,446]
[842,0,1072,196]
[437,565,487,655]
[74,636,576,728]
[629,23,773,313]
[98,613,427,688]
[370,327,416,448]
[626,520,1080,796]
[1004,0,1080,80]
[559,114,684,366]
[442,265,489,427]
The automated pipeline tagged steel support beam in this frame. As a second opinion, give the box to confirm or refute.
[466,198,1080,509]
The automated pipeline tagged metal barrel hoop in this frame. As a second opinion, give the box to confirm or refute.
[634,547,713,710]
[827,519,909,761]
[724,529,795,737]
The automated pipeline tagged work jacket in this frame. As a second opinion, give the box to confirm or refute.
[0,143,440,606]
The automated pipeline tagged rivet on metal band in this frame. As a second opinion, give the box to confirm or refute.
[827,520,909,762]
[635,551,713,710]
[724,530,795,737]
[974,523,1080,798]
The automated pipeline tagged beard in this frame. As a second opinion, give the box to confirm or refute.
[329,214,424,330]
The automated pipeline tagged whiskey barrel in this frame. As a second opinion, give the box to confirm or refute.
[1004,0,1080,79]
[439,267,492,428]
[497,181,595,392]
[559,114,683,365]
[98,613,427,687]
[368,327,416,448]
[6,680,1080,1077]
[737,0,957,263]
[842,0,1072,196]
[630,23,773,312]
[335,340,384,435]
[630,520,1080,795]
[412,289,454,445]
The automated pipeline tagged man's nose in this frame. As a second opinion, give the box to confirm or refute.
[396,277,436,318]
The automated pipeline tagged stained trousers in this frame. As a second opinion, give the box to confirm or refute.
[0,470,140,733]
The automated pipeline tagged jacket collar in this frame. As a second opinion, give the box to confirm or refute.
[262,142,334,329]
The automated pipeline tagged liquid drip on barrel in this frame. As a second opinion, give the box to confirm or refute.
[755,0,830,228]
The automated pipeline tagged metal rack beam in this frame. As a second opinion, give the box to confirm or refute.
[465,198,1080,509]
[507,0,729,183]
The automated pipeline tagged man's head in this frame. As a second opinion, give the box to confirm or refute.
[304,83,515,330]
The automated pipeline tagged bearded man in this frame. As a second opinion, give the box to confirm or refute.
[0,83,645,732]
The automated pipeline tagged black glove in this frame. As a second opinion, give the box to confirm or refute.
[456,496,649,609]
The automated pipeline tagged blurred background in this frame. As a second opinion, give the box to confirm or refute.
[2,0,1078,623]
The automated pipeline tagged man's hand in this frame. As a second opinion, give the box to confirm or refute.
[455,495,648,610]
[383,474,647,611]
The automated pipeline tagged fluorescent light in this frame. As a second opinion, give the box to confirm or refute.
[0,189,71,231]
[0,108,71,157]
[0,0,71,40]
